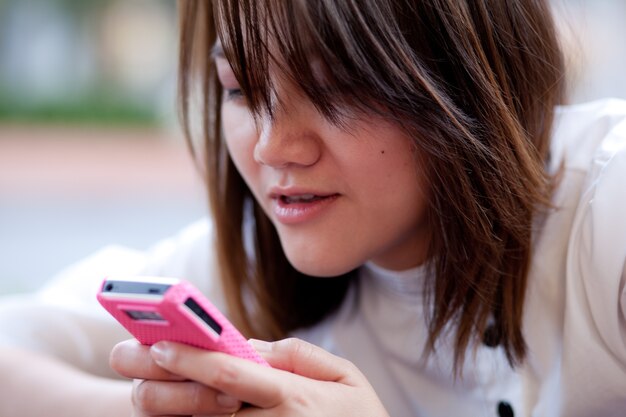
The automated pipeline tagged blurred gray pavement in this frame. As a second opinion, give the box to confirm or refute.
[0,125,207,294]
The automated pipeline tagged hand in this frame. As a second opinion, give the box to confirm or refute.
[110,339,243,417]
[152,337,390,417]
[111,337,390,417]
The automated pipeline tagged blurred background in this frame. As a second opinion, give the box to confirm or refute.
[0,0,625,294]
[0,0,206,294]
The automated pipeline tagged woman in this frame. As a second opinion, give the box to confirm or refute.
[1,1,625,416]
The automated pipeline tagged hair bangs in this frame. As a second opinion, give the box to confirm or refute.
[213,0,414,125]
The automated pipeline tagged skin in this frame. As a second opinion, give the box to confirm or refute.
[110,338,390,417]
[215,54,430,275]
[0,347,132,417]
[111,50,431,416]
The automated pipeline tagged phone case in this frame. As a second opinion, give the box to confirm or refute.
[97,276,269,366]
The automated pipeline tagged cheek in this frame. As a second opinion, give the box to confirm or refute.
[222,106,258,185]
[354,139,429,229]
[357,140,424,199]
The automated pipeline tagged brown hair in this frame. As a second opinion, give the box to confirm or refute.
[178,0,565,371]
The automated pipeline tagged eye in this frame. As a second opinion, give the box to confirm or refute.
[214,56,246,103]
[223,88,244,102]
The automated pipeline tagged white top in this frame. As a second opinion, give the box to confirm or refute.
[1,99,625,417]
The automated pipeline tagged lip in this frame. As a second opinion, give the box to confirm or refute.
[269,187,340,225]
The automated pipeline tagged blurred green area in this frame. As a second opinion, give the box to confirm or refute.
[0,90,160,126]
[0,0,175,128]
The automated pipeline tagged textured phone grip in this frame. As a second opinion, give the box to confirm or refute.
[97,278,270,367]
[167,281,269,366]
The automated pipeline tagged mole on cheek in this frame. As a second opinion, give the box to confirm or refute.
[380,150,386,154]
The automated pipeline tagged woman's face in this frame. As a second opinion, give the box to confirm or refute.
[216,54,430,276]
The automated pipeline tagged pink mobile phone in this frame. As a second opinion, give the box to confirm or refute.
[97,276,269,366]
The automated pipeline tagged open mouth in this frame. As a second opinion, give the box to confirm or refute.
[280,194,329,204]
[271,192,340,223]
[278,193,341,205]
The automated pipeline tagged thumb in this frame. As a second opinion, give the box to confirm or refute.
[249,338,362,385]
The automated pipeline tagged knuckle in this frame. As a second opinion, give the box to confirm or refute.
[210,361,239,389]
[339,358,366,383]
[280,337,302,349]
[132,380,157,413]
[279,337,308,357]
[341,357,358,373]
[291,388,312,409]
[285,338,318,365]
[188,382,205,410]
[288,395,309,413]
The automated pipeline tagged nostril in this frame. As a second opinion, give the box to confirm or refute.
[253,141,289,168]
[254,119,322,168]
[254,140,320,168]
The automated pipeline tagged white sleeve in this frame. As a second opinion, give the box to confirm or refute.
[541,104,626,417]
[563,116,626,370]
[576,119,626,361]
[0,218,220,378]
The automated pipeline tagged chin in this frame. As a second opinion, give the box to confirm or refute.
[283,248,361,278]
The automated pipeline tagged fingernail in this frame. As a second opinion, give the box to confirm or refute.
[216,393,242,409]
[150,341,169,363]
[248,338,272,352]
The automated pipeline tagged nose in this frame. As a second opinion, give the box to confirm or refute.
[253,100,322,169]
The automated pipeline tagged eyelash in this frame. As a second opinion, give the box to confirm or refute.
[224,88,244,101]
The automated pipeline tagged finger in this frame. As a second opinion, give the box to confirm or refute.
[132,379,241,415]
[250,338,362,385]
[150,341,288,408]
[110,339,185,381]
